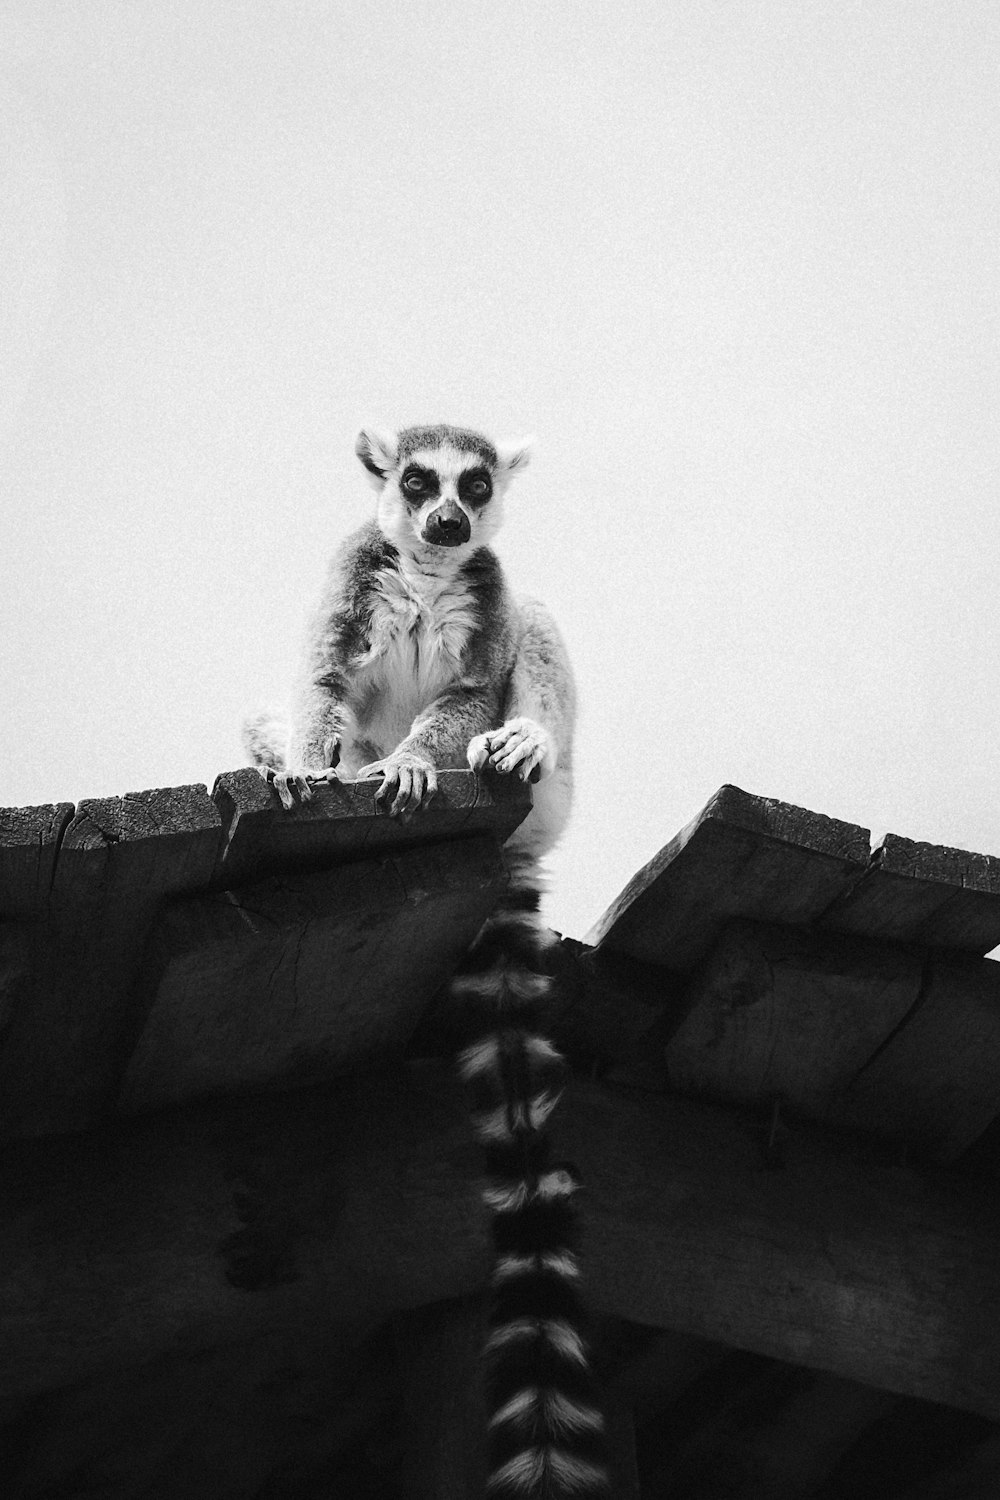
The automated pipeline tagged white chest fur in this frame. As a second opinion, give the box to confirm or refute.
[351,556,478,756]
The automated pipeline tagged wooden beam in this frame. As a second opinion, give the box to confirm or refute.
[891,1431,1000,1499]
[212,766,530,886]
[0,785,223,1138]
[0,778,517,1137]
[588,788,1000,969]
[821,833,1000,954]
[118,836,508,1114]
[0,922,30,1044]
[720,1374,898,1500]
[664,920,1000,1162]
[827,953,1000,1162]
[52,785,224,905]
[665,919,924,1119]
[587,785,871,970]
[0,801,74,918]
[3,1066,1000,1419]
[394,1297,488,1500]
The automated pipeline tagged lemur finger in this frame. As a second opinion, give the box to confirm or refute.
[494,737,538,774]
[374,769,398,812]
[467,734,492,773]
[487,723,517,752]
[490,735,532,767]
[270,773,297,811]
[390,767,414,818]
[515,748,543,781]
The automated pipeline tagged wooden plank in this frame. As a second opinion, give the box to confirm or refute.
[829,954,1000,1161]
[0,785,223,1139]
[892,1431,1000,1500]
[395,1297,488,1500]
[709,1373,898,1500]
[4,1067,1000,1419]
[587,785,871,971]
[606,1328,728,1418]
[4,1322,399,1499]
[0,922,30,1039]
[664,920,924,1119]
[212,766,531,886]
[117,836,508,1114]
[604,1400,642,1500]
[0,1066,488,1400]
[561,1084,1000,1419]
[0,801,74,917]
[51,785,223,904]
[821,833,1000,954]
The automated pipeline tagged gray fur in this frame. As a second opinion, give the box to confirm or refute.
[243,424,574,848]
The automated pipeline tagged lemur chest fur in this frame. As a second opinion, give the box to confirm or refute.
[350,557,477,754]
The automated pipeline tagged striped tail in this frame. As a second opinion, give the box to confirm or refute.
[454,875,610,1498]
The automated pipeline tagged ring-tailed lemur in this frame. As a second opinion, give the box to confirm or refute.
[244,424,609,1497]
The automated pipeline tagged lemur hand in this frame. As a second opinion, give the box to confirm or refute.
[260,767,312,810]
[467,718,550,783]
[356,749,437,818]
[259,736,342,811]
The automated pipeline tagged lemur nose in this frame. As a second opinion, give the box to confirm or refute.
[424,498,471,547]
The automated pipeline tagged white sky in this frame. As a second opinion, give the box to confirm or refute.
[2,0,998,939]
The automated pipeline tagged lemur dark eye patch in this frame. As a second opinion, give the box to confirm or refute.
[401,466,440,498]
[459,468,492,503]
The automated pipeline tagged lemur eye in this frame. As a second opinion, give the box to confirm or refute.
[403,474,425,494]
[469,478,489,497]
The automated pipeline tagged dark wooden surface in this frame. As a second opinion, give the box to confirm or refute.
[828,953,1000,1161]
[590,784,1000,968]
[4,771,1000,1495]
[213,766,531,886]
[821,832,1000,953]
[663,919,1000,1161]
[395,1298,488,1500]
[4,1063,1000,1420]
[0,770,520,1139]
[665,919,925,1117]
[587,785,872,969]
[118,836,508,1113]
[0,785,223,1138]
[0,801,74,918]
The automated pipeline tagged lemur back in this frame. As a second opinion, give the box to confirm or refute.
[244,424,608,1497]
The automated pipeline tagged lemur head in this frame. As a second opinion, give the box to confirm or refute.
[355,424,532,557]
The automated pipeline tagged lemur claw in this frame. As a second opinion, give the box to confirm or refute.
[259,766,313,810]
[356,752,438,818]
[259,736,342,811]
[468,719,548,784]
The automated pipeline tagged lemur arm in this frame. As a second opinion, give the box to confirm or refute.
[269,531,379,808]
[287,667,351,772]
[468,596,576,783]
[358,678,502,817]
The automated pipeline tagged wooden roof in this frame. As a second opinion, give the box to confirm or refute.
[0,767,530,1138]
[3,775,1000,1497]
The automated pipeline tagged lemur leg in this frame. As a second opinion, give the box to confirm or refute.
[468,598,576,786]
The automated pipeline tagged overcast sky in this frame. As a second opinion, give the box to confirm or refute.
[2,1,998,939]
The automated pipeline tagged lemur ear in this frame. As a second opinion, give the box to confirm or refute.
[355,429,398,486]
[494,436,534,477]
